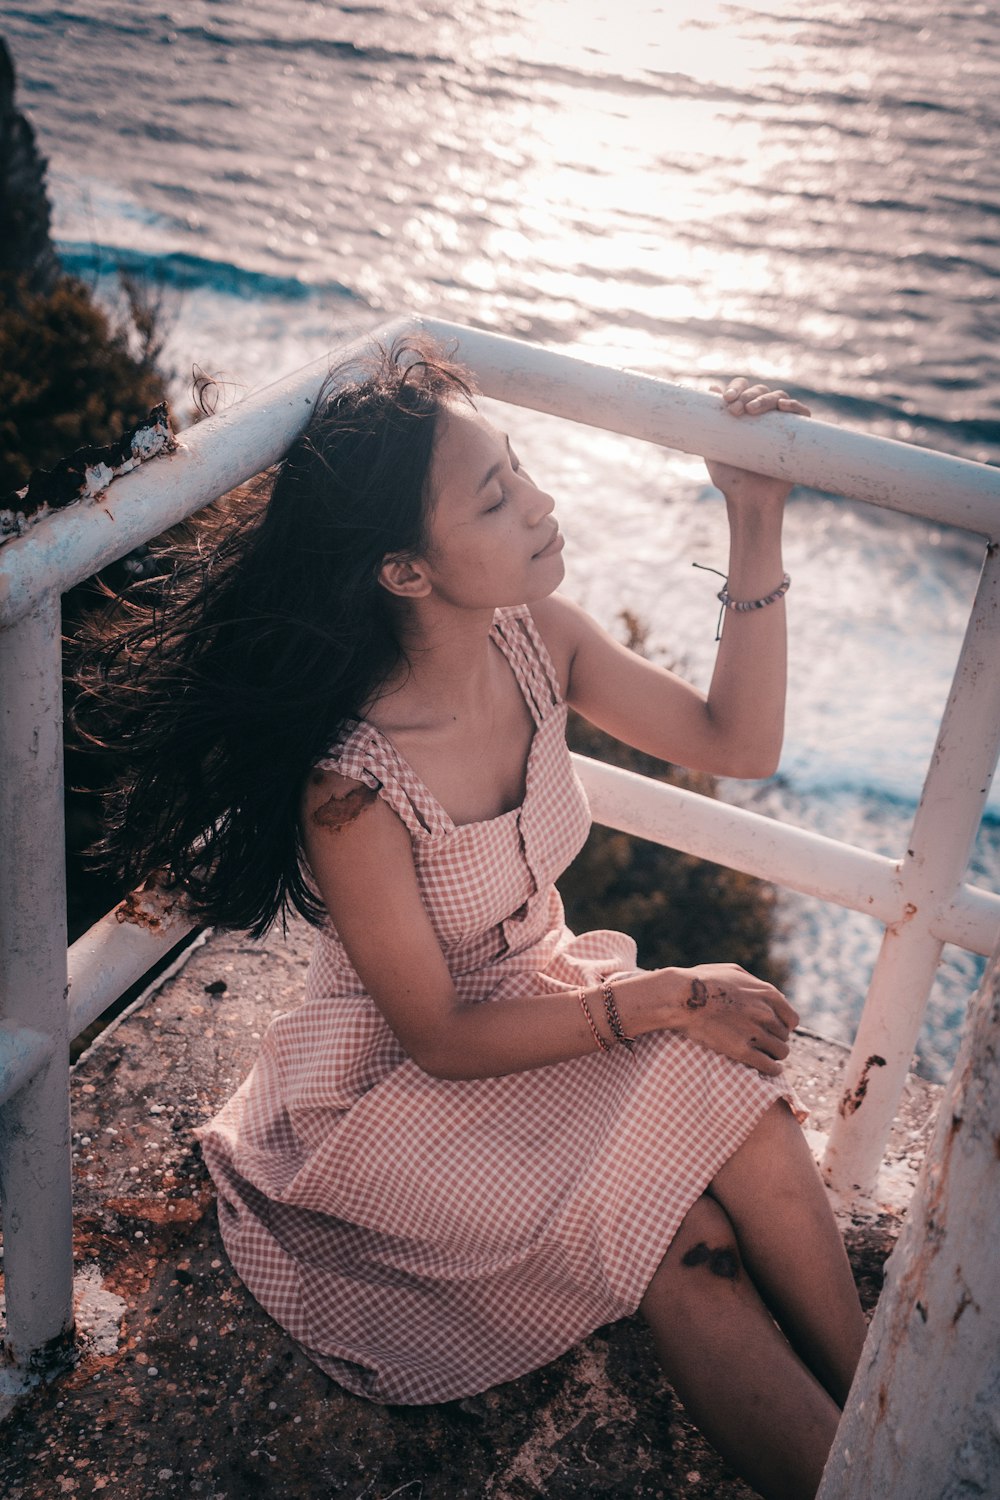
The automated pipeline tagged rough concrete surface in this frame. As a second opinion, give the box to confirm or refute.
[0,920,940,1499]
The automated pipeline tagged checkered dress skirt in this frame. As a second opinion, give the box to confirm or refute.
[198,605,801,1404]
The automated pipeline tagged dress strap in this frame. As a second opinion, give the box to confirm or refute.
[490,605,564,722]
[314,723,446,839]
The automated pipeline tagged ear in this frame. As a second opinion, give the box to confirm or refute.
[378,553,432,599]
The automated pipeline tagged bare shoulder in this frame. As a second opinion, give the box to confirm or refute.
[301,765,380,831]
[300,767,410,862]
[300,764,415,913]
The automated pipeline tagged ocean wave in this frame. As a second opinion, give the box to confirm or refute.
[55,243,365,307]
[5,4,470,79]
[169,25,455,73]
[54,237,997,461]
[781,773,1000,828]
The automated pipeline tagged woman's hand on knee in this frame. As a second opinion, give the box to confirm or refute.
[670,962,798,1075]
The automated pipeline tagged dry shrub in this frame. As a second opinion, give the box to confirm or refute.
[0,270,167,495]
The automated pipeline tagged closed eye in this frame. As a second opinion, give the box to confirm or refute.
[483,443,524,511]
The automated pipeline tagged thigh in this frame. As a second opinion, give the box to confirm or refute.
[639,1193,743,1318]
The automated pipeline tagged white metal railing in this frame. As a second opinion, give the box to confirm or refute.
[1,316,999,1396]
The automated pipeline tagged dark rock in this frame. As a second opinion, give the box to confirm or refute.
[0,38,60,295]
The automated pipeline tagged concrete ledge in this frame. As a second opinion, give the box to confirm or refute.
[0,920,941,1499]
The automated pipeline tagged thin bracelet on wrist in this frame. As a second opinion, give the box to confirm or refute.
[578,988,612,1053]
[717,572,791,614]
[692,563,791,640]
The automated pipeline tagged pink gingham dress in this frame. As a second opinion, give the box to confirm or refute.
[199,604,801,1404]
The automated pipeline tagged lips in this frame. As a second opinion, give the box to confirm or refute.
[532,528,564,560]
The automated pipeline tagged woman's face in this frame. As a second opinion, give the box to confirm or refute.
[416,401,564,609]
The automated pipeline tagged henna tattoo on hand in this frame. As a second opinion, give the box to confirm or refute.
[686,975,746,1010]
[686,977,709,1009]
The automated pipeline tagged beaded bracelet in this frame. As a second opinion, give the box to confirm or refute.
[693,563,791,640]
[718,571,791,614]
[578,988,612,1053]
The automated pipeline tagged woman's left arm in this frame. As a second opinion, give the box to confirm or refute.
[534,379,810,779]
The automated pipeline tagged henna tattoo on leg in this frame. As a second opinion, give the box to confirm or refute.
[681,1240,741,1280]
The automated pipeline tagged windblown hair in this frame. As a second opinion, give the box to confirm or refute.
[74,336,476,936]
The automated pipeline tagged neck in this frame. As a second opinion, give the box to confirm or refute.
[375,599,502,727]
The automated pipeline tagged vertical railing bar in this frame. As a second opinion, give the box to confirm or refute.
[817,932,1000,1499]
[0,592,74,1378]
[823,541,1000,1196]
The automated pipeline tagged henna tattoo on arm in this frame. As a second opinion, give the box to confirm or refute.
[311,782,378,832]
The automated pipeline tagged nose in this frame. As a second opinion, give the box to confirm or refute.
[522,473,555,524]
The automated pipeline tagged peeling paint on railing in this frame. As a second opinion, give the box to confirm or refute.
[0,404,176,542]
[817,938,1000,1499]
[115,880,184,934]
[838,1055,887,1119]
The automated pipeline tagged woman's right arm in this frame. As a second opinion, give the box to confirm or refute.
[301,770,798,1080]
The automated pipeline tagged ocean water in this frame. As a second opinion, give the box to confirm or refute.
[3,0,999,1079]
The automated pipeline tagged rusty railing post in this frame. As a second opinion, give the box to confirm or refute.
[822,541,1000,1196]
[818,931,1000,1498]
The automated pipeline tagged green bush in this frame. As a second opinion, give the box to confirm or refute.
[0,271,167,495]
[558,622,787,989]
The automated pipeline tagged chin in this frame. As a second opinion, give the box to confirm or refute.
[525,557,565,600]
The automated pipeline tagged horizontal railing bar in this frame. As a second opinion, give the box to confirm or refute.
[70,929,213,1069]
[574,754,901,916]
[66,901,198,1041]
[423,318,1000,539]
[0,318,417,627]
[932,885,1000,955]
[574,756,999,957]
[4,316,1000,629]
[0,1022,53,1108]
[63,762,1000,1046]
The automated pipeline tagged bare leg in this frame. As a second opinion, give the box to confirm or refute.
[709,1101,868,1405]
[640,1193,839,1500]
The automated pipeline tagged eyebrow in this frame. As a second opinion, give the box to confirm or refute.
[475,436,512,494]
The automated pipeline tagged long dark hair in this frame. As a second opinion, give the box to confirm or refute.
[74,335,475,936]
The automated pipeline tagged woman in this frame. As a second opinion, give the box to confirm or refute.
[81,338,866,1500]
